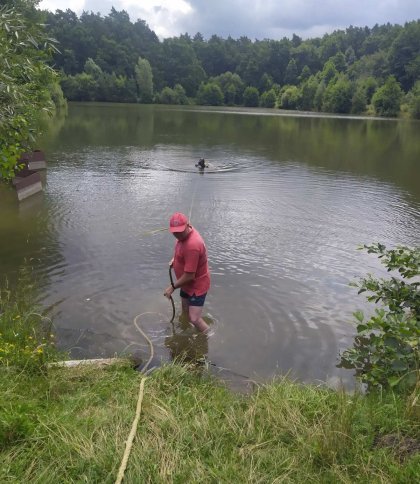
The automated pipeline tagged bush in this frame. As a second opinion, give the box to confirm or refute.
[259,89,276,108]
[280,86,300,110]
[339,244,420,391]
[196,82,224,106]
[243,86,259,107]
[372,76,403,117]
[407,80,420,119]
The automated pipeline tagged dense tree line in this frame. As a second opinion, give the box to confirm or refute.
[42,7,420,117]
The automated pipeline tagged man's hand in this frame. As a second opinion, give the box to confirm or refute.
[164,285,174,299]
[169,258,174,268]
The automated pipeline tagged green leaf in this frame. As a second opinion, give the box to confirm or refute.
[388,376,400,387]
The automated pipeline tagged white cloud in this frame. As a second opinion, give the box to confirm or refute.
[38,0,420,40]
[39,0,86,12]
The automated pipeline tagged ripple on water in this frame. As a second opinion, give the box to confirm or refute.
[11,136,419,385]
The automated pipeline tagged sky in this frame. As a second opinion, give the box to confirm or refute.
[38,0,420,40]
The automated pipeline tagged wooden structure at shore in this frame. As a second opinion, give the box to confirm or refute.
[12,150,47,201]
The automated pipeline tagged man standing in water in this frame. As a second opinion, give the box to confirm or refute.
[164,212,210,333]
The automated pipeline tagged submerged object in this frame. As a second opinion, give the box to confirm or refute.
[195,158,208,169]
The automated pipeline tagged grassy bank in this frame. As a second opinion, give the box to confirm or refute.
[1,362,419,483]
[1,271,419,482]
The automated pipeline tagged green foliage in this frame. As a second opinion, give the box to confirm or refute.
[135,57,154,103]
[243,86,259,107]
[211,71,244,105]
[299,65,311,83]
[156,84,188,105]
[351,84,368,114]
[406,81,420,119]
[388,20,420,91]
[0,271,58,371]
[259,89,276,108]
[321,60,338,84]
[372,76,403,117]
[280,85,300,110]
[61,70,137,103]
[196,82,224,106]
[284,58,298,85]
[322,75,354,113]
[340,244,420,391]
[313,80,326,111]
[0,5,58,180]
[299,75,319,110]
[40,8,418,116]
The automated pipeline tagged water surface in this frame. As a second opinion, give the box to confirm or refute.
[1,103,419,386]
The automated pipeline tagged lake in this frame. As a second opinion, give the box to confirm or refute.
[1,103,419,387]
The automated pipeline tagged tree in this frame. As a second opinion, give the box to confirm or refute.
[259,89,276,108]
[157,86,178,104]
[84,58,103,79]
[345,46,356,66]
[135,57,153,103]
[280,86,300,110]
[331,52,346,72]
[372,76,403,117]
[406,80,420,119]
[351,84,367,114]
[323,76,353,113]
[0,5,58,180]
[299,75,319,111]
[211,71,244,105]
[173,84,188,105]
[157,37,205,96]
[320,60,338,84]
[313,80,326,111]
[243,86,259,107]
[196,82,224,106]
[284,58,298,85]
[388,20,420,91]
[299,65,311,83]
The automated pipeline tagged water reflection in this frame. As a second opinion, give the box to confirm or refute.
[1,104,419,387]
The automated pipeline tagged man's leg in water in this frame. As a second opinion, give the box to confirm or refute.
[189,305,209,333]
[181,297,189,317]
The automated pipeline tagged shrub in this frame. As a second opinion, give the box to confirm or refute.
[372,76,403,117]
[339,244,420,391]
[243,86,259,107]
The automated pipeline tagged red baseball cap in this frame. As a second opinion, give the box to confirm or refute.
[169,212,188,233]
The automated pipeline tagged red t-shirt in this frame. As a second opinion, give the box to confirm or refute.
[173,227,210,296]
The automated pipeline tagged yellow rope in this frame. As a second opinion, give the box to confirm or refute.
[114,313,156,484]
[133,312,155,372]
[114,376,147,484]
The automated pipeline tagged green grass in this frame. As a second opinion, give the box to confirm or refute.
[1,272,419,482]
[0,273,59,370]
[0,362,419,483]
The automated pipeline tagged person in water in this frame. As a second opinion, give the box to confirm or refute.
[195,158,207,169]
[164,212,211,333]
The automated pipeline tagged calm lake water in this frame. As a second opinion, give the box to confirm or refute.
[1,103,419,386]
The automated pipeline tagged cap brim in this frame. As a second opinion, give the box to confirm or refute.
[169,224,187,233]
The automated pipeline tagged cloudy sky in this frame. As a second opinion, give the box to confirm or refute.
[38,0,420,40]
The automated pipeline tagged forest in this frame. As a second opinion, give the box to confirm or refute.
[41,7,420,117]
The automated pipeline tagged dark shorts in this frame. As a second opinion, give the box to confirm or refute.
[180,289,207,307]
